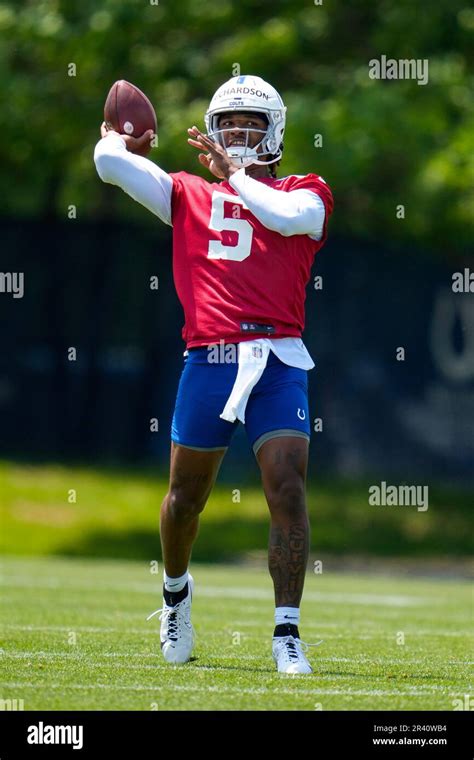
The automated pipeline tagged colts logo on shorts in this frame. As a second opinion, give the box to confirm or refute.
[297,408,306,420]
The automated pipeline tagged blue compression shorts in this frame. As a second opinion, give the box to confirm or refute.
[171,345,311,455]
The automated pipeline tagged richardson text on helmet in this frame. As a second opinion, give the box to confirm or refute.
[217,87,270,100]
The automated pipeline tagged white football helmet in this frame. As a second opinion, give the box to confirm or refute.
[204,75,286,168]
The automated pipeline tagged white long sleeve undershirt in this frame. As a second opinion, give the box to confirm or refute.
[228,168,325,240]
[93,134,325,239]
[94,133,173,225]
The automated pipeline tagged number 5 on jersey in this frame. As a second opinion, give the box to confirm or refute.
[207,192,253,261]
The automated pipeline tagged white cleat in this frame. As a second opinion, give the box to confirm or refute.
[272,635,322,674]
[147,574,194,664]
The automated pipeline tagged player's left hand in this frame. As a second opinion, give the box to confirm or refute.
[187,126,239,180]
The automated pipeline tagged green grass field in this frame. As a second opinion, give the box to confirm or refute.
[1,556,472,711]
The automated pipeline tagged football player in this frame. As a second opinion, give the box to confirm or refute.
[94,75,333,674]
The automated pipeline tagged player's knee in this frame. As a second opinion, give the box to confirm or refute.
[266,477,306,518]
[166,488,206,521]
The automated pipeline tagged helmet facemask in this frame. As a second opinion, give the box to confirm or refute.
[206,109,284,168]
[212,124,268,168]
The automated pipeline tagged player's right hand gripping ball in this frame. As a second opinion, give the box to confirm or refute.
[104,80,157,150]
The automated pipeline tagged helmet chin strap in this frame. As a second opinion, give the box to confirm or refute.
[226,141,279,168]
[228,150,280,168]
[227,146,260,168]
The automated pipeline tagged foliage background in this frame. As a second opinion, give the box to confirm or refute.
[1,0,473,251]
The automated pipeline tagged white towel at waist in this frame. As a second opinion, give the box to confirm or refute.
[219,339,271,423]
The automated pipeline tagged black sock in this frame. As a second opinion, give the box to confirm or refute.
[163,582,189,607]
[273,623,300,639]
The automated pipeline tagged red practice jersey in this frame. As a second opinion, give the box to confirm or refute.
[169,171,333,348]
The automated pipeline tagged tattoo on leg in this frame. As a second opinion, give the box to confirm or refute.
[268,520,309,607]
[173,468,211,488]
[272,447,305,469]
